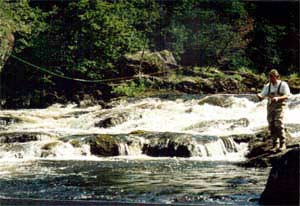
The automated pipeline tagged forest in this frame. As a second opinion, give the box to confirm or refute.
[0,0,299,108]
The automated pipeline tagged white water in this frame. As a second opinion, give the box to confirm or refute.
[1,94,300,161]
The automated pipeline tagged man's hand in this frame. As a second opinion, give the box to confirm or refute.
[256,94,264,101]
[271,96,279,102]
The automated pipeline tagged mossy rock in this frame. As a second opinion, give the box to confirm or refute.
[129,130,147,135]
[69,139,82,148]
[287,77,300,94]
[42,142,60,150]
[89,134,119,156]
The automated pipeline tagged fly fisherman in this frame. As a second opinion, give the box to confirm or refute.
[257,69,291,152]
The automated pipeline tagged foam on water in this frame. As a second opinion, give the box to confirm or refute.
[0,94,299,161]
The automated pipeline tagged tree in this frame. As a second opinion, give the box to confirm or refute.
[0,0,46,100]
[155,0,253,69]
[246,1,299,74]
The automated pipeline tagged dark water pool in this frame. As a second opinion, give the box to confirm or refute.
[0,158,270,205]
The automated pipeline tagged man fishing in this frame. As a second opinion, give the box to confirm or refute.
[257,69,291,152]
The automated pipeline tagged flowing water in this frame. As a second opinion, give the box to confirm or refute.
[0,94,299,205]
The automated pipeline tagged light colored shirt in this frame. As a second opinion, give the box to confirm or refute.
[260,80,291,97]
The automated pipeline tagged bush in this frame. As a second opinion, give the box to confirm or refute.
[112,79,146,97]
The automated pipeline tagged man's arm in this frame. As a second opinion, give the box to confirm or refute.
[256,93,265,101]
[270,95,289,103]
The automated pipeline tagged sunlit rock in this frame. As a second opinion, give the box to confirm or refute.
[119,50,178,77]
[198,95,235,107]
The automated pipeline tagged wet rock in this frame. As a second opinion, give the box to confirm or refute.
[242,128,299,167]
[0,132,41,143]
[285,123,300,133]
[142,132,194,157]
[41,142,60,150]
[95,112,130,128]
[0,116,22,126]
[89,134,119,156]
[259,148,300,205]
[229,133,257,144]
[184,118,249,132]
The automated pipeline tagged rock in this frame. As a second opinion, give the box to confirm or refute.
[119,50,178,77]
[0,132,41,143]
[259,148,300,205]
[175,79,201,94]
[142,132,192,157]
[141,132,239,157]
[0,116,22,126]
[242,128,300,167]
[199,79,216,93]
[95,112,129,128]
[224,70,264,93]
[41,142,60,150]
[184,118,249,132]
[287,77,300,94]
[89,134,119,156]
[198,95,234,107]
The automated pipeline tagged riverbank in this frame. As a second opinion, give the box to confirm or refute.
[1,51,299,109]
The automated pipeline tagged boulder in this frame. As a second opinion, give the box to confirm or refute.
[119,50,177,77]
[142,132,192,157]
[89,134,119,156]
[243,128,300,167]
[287,77,300,94]
[95,112,129,128]
[198,95,234,107]
[259,148,300,205]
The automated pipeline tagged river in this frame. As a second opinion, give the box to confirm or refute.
[0,94,299,205]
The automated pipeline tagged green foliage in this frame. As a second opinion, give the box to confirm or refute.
[157,0,252,69]
[0,0,46,69]
[26,0,161,82]
[112,79,146,97]
[1,0,298,105]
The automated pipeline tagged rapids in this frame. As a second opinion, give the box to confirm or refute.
[0,94,299,205]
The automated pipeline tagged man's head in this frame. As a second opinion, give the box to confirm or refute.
[269,69,280,84]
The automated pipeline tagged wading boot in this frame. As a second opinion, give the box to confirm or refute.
[271,139,280,152]
[279,142,286,152]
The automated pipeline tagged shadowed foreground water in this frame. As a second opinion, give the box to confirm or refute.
[0,158,269,205]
